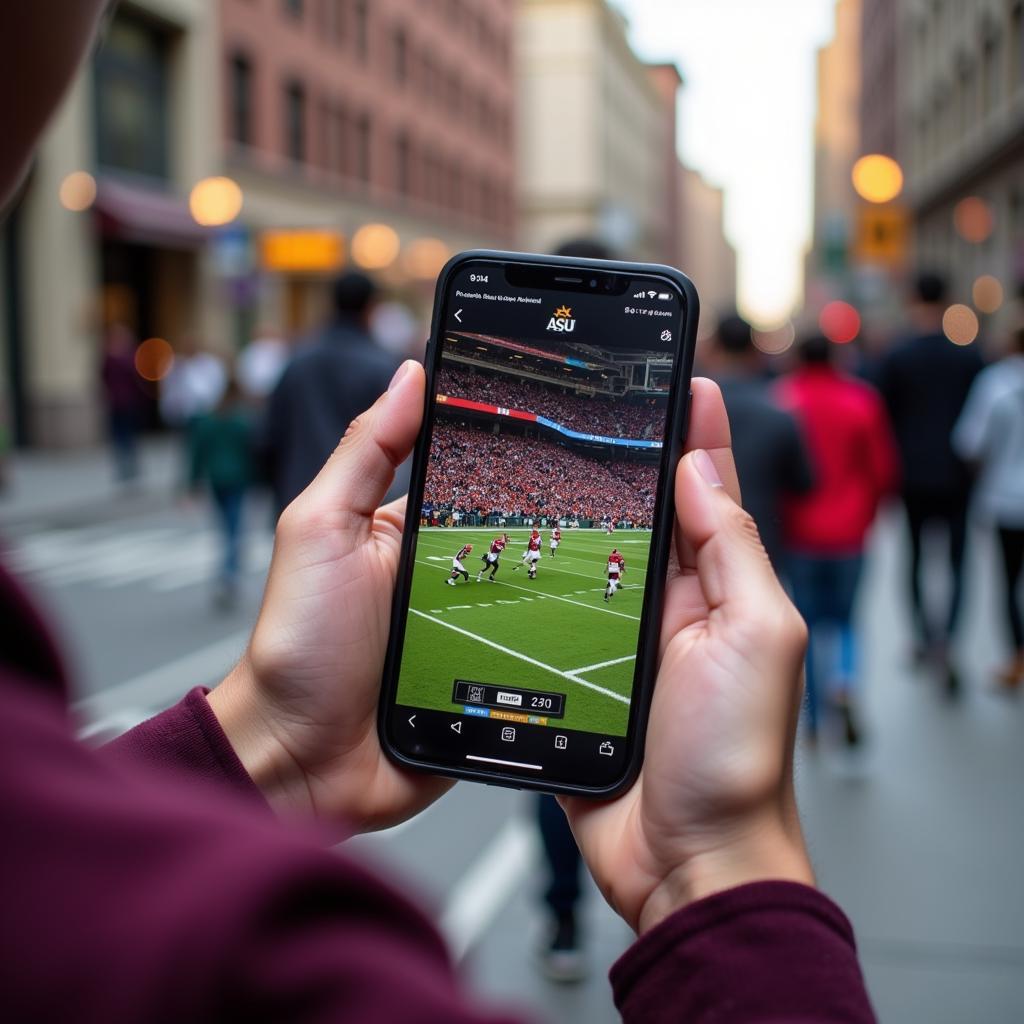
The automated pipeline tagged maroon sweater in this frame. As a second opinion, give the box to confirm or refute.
[0,566,875,1022]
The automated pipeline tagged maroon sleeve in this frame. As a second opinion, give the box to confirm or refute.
[611,881,876,1023]
[104,686,264,803]
[1,675,527,1024]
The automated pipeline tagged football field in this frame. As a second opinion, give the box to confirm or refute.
[395,528,653,737]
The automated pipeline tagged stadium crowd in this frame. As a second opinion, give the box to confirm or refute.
[438,365,663,439]
[424,420,658,523]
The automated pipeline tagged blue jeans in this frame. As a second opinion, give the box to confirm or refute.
[787,553,864,733]
[212,486,245,586]
[536,794,581,918]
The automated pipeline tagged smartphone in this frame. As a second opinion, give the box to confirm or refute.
[378,249,698,797]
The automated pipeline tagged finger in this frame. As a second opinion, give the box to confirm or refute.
[302,361,425,520]
[674,448,782,618]
[682,377,740,505]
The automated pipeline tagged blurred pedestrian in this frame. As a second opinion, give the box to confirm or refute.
[189,374,254,609]
[876,272,984,690]
[260,271,398,517]
[99,323,144,483]
[532,237,617,983]
[777,335,898,744]
[953,325,1024,688]
[709,313,814,571]
[237,325,290,403]
[159,335,228,429]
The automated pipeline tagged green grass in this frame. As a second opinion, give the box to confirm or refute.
[395,528,652,737]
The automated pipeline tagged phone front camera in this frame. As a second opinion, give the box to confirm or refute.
[589,278,598,288]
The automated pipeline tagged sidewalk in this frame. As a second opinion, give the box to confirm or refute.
[0,437,181,531]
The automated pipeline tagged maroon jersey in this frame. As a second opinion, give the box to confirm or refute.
[489,538,506,555]
[607,552,625,576]
[455,545,472,562]
[527,537,541,552]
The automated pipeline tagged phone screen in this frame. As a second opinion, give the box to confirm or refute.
[383,256,690,792]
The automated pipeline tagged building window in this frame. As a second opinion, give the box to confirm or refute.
[395,130,411,195]
[283,0,304,19]
[393,28,407,84]
[356,113,371,183]
[93,12,170,180]
[284,80,306,163]
[354,0,369,61]
[230,53,254,147]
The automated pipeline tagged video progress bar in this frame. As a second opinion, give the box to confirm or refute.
[466,754,543,771]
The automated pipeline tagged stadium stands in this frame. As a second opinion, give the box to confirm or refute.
[425,421,658,523]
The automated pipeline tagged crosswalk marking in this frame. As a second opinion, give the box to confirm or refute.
[7,523,274,593]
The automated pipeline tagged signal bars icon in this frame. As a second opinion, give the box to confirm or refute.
[632,290,646,299]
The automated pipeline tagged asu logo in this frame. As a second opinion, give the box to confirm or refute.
[546,305,576,333]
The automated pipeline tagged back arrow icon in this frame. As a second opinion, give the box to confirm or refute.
[451,721,462,734]
[408,715,416,728]
[454,309,463,323]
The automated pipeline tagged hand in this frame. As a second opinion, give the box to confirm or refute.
[563,377,814,934]
[208,361,453,833]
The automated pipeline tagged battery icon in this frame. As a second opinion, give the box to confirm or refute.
[657,292,672,300]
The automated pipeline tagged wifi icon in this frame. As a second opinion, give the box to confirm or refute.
[647,290,656,298]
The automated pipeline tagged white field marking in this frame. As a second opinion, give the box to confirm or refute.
[439,816,537,962]
[448,604,472,610]
[430,608,444,613]
[425,555,449,561]
[414,558,641,622]
[410,610,629,703]
[71,629,251,725]
[477,603,493,607]
[567,654,637,675]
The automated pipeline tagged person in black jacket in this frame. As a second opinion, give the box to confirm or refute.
[709,314,814,572]
[261,271,400,517]
[875,272,984,690]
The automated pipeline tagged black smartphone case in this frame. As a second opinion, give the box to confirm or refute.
[378,249,699,798]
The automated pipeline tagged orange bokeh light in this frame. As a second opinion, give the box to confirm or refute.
[134,337,175,381]
[819,301,861,344]
[953,197,993,244]
[942,304,979,346]
[351,223,400,270]
[851,154,903,204]
[59,171,97,212]
[972,274,1003,314]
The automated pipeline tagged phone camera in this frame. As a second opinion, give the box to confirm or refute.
[589,278,598,288]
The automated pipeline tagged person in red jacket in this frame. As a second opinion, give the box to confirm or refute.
[777,335,898,745]
[0,4,875,1022]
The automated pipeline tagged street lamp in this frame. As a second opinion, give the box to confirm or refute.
[189,176,244,227]
[851,154,903,204]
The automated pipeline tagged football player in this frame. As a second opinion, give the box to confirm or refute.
[476,534,508,582]
[604,548,625,602]
[445,543,473,585]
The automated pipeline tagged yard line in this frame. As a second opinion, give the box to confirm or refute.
[567,654,637,675]
[410,610,629,703]
[415,558,641,621]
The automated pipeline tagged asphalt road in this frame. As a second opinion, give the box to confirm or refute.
[5,488,1024,1023]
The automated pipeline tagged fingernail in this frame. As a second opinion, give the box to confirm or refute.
[693,449,723,488]
[388,360,411,393]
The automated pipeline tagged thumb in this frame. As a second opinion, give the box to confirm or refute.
[675,448,783,619]
[301,360,425,519]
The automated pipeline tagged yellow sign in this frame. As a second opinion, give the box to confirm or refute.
[853,205,909,267]
[260,229,345,273]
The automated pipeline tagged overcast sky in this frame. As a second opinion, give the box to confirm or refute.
[613,0,838,325]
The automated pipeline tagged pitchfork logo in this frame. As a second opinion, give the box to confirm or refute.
[546,305,576,333]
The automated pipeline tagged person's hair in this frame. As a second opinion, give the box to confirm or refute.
[913,271,948,305]
[716,313,754,355]
[554,238,614,261]
[797,334,833,365]
[332,271,378,317]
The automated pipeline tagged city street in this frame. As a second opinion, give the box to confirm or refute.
[3,448,1023,1023]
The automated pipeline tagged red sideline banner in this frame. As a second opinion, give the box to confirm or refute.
[436,394,537,422]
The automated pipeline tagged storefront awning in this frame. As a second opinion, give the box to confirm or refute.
[94,178,207,249]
